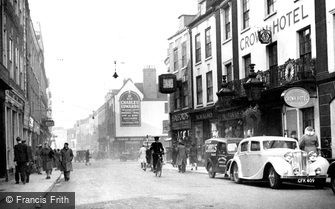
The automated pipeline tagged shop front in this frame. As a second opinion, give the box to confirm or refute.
[190,107,217,165]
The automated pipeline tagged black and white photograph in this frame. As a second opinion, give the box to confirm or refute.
[0,0,335,208]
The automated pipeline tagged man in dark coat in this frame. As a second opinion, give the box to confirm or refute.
[60,143,74,181]
[41,143,54,179]
[150,136,164,173]
[14,137,29,184]
[35,145,43,174]
[21,139,33,183]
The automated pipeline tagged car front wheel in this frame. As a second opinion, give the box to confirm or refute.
[232,164,242,184]
[268,167,281,189]
[331,177,335,195]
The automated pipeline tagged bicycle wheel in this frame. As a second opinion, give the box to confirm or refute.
[156,161,162,177]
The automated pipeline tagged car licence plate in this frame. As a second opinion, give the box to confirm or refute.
[297,178,315,184]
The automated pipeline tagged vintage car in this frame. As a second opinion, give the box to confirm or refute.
[226,136,330,189]
[327,160,335,194]
[204,137,242,178]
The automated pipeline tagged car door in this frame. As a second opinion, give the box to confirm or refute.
[238,141,249,176]
[245,141,262,177]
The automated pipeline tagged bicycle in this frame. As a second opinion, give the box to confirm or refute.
[155,154,163,177]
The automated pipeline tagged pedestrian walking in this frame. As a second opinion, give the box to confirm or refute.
[60,143,74,181]
[35,145,43,174]
[14,137,29,184]
[53,149,61,170]
[176,141,187,173]
[41,142,54,179]
[299,126,320,154]
[138,145,147,171]
[22,139,33,183]
[85,149,91,166]
[171,143,178,167]
[146,147,152,170]
[189,143,198,171]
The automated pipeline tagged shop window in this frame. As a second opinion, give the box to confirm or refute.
[302,107,314,129]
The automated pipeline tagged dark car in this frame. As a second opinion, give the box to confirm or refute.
[327,160,335,194]
[204,137,242,178]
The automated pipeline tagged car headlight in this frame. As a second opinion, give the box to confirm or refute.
[293,167,300,175]
[315,167,321,175]
[308,151,317,162]
[284,152,293,163]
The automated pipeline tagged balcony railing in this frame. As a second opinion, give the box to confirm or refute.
[225,58,316,98]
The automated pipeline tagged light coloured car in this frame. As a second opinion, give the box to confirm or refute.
[226,136,329,189]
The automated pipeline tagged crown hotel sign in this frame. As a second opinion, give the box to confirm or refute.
[282,87,310,108]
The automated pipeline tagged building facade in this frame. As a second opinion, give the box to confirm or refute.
[167,14,195,149]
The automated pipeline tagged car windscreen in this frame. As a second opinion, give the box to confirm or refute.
[263,140,297,150]
[227,143,238,154]
[217,142,227,154]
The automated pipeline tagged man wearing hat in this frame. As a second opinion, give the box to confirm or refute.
[14,137,29,184]
[21,139,33,183]
[149,136,164,172]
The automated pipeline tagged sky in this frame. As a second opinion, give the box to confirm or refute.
[28,0,198,129]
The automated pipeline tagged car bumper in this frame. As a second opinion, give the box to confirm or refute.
[281,175,327,180]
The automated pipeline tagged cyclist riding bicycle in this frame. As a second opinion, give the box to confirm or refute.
[150,136,164,173]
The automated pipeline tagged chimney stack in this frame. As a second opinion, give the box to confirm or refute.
[143,66,157,99]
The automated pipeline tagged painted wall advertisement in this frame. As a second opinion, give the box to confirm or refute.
[120,91,141,126]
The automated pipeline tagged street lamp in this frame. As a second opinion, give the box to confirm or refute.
[113,61,119,79]
[243,64,264,102]
[216,75,234,107]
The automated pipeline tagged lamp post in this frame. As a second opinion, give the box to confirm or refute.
[216,75,234,108]
[243,64,264,102]
[113,61,119,79]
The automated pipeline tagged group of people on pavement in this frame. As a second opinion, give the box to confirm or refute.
[171,141,198,173]
[14,137,74,184]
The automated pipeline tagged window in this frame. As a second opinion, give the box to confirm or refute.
[241,141,248,152]
[243,54,251,78]
[299,27,311,64]
[173,47,178,71]
[196,75,203,105]
[267,0,275,15]
[205,27,212,58]
[217,142,227,154]
[302,107,314,129]
[242,0,250,29]
[182,81,188,107]
[195,34,201,63]
[174,88,180,109]
[224,6,231,40]
[164,102,168,113]
[225,63,233,82]
[206,71,213,102]
[251,141,260,151]
[181,42,187,68]
[268,42,277,69]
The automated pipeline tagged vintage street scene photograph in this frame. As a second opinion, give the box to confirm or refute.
[0,0,335,208]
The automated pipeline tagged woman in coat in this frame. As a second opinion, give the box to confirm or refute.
[176,142,187,173]
[41,143,54,179]
[60,143,74,181]
[299,126,319,154]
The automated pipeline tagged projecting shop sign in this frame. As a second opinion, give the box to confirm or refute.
[119,91,141,126]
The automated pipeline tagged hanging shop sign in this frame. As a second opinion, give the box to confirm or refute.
[158,74,177,93]
[282,87,310,108]
[119,91,141,126]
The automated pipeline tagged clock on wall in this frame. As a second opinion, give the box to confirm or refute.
[159,74,177,93]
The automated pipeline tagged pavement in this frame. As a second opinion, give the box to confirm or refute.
[163,162,208,174]
[0,168,62,193]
